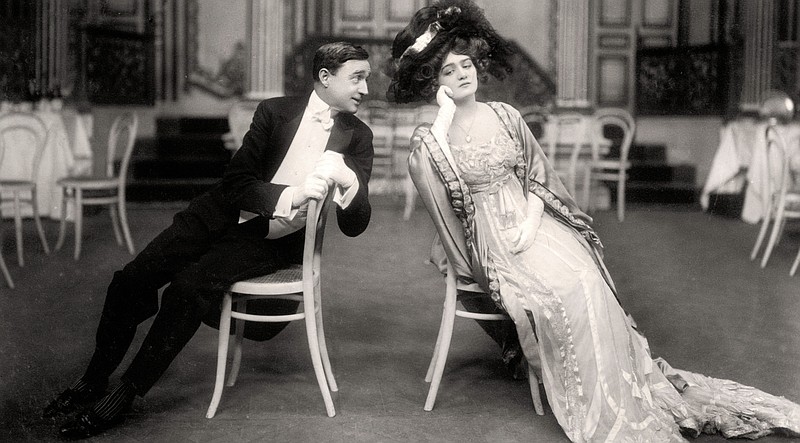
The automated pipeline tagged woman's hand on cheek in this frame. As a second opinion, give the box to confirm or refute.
[436,85,455,108]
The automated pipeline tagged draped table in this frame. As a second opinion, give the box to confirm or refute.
[0,104,93,220]
[700,118,800,223]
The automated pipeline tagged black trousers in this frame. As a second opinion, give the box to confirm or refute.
[81,196,303,396]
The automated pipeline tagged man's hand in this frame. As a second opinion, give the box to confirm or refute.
[313,151,357,188]
[509,216,542,255]
[291,174,330,208]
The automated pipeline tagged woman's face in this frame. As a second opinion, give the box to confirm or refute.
[437,52,478,102]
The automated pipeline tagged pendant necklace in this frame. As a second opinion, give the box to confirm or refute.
[453,108,477,143]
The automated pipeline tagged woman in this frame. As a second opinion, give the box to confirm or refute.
[387,1,800,442]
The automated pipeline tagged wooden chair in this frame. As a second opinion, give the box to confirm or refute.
[223,98,260,153]
[206,188,337,418]
[541,112,590,201]
[423,260,544,415]
[402,104,438,221]
[55,112,138,260]
[409,142,545,415]
[0,220,13,288]
[584,108,635,221]
[750,123,800,270]
[0,112,51,267]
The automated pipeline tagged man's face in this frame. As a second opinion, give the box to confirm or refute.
[319,59,371,114]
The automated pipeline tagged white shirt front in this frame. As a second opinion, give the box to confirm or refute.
[238,90,359,239]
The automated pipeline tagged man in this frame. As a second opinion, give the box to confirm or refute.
[45,41,373,439]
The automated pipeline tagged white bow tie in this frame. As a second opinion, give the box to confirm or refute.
[312,108,334,130]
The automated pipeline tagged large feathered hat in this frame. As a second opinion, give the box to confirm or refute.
[386,0,514,104]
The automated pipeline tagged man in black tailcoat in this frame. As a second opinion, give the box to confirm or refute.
[45,41,374,439]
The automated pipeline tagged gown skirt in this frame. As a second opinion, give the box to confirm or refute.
[466,170,800,442]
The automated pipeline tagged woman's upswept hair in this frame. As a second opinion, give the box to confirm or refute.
[386,0,514,104]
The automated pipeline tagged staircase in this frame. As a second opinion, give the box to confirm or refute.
[128,116,231,201]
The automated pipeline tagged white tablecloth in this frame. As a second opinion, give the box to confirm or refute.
[701,118,800,223]
[0,108,93,219]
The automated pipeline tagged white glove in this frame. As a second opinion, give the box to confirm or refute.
[313,151,357,188]
[509,196,544,254]
[291,174,330,208]
[509,216,541,254]
[430,86,456,142]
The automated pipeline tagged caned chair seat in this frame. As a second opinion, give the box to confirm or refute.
[206,189,338,419]
[229,265,303,294]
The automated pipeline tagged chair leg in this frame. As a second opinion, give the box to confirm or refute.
[73,189,83,260]
[0,249,13,289]
[303,293,336,417]
[207,293,233,419]
[12,192,24,267]
[751,208,772,261]
[226,301,245,388]
[760,204,785,268]
[314,294,338,392]
[30,188,49,254]
[55,187,69,252]
[617,176,626,222]
[118,195,135,255]
[425,305,447,383]
[791,246,800,276]
[424,275,457,412]
[108,204,123,246]
[527,364,545,415]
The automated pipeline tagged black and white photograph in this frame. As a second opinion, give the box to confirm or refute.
[2,0,800,441]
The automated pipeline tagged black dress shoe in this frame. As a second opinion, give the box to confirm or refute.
[58,409,124,440]
[43,382,108,418]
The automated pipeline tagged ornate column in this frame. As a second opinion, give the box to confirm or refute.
[740,0,776,111]
[246,0,285,99]
[554,0,590,109]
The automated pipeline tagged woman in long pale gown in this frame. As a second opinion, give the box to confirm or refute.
[387,2,800,442]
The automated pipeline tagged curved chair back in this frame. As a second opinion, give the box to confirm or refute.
[0,112,49,183]
[592,107,635,164]
[750,117,800,269]
[106,112,139,183]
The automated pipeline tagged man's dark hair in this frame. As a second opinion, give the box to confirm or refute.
[312,42,370,81]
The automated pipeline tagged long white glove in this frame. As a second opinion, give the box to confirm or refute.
[430,86,456,144]
[313,151,357,188]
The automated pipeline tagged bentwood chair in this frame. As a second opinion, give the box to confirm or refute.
[409,142,545,415]
[402,104,438,220]
[55,112,138,260]
[584,108,636,221]
[541,112,590,201]
[206,187,337,418]
[749,116,800,272]
[0,112,51,267]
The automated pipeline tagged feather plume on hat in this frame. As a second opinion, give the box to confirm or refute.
[386,0,514,104]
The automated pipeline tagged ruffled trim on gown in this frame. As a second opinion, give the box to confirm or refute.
[654,358,800,440]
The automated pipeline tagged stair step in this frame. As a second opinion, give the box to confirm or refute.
[132,158,228,180]
[628,163,695,183]
[622,181,697,204]
[156,117,229,136]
